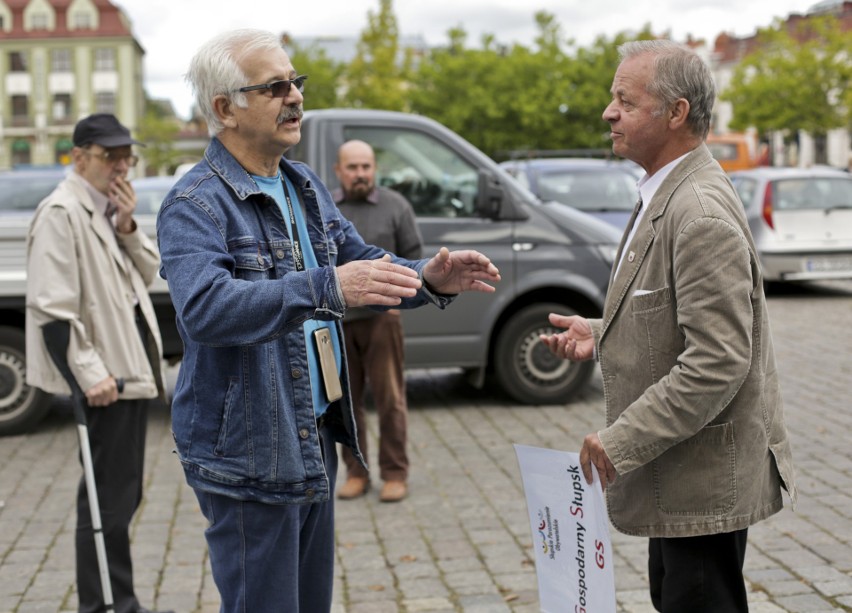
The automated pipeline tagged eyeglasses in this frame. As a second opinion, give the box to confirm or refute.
[84,149,139,167]
[238,75,308,98]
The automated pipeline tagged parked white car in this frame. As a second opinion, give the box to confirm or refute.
[729,166,852,285]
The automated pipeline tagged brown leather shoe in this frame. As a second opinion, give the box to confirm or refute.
[337,476,369,500]
[379,480,407,503]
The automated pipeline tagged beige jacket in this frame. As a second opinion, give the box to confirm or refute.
[25,172,164,400]
[591,145,797,538]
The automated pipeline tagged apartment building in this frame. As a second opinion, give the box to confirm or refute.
[0,0,144,169]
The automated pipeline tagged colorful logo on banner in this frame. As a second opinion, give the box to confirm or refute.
[515,445,616,613]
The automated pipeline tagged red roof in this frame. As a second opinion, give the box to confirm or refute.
[713,1,852,63]
[0,0,134,40]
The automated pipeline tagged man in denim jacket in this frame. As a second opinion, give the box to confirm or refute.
[156,29,500,613]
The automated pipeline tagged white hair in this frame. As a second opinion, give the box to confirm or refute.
[185,29,285,136]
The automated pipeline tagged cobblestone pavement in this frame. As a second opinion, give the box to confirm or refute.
[1,280,850,613]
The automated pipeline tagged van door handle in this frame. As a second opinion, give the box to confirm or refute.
[512,242,535,252]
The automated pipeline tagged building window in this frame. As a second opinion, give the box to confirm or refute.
[30,13,48,30]
[72,13,92,29]
[95,92,115,114]
[53,93,72,121]
[94,48,115,71]
[10,51,27,72]
[12,140,32,166]
[11,95,29,125]
[51,49,72,72]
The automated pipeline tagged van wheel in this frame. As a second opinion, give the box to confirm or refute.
[494,303,594,405]
[0,326,53,436]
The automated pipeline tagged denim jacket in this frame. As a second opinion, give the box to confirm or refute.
[157,138,451,504]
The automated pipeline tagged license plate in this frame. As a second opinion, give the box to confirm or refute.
[805,256,852,272]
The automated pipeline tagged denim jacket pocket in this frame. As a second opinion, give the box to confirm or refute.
[652,422,737,516]
[232,247,274,281]
[214,377,240,457]
[311,219,342,266]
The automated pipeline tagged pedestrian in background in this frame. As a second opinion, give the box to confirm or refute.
[333,140,423,503]
[26,113,170,613]
[156,28,501,613]
[540,40,797,612]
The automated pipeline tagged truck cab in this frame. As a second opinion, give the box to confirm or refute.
[288,109,620,404]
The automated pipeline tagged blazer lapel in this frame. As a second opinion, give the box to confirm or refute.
[602,216,655,332]
[598,145,715,341]
[68,174,129,275]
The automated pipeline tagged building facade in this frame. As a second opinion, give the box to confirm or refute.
[0,0,144,169]
[709,0,852,168]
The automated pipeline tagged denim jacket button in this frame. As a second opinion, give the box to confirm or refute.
[256,255,264,265]
[305,489,315,499]
[299,428,309,439]
[292,369,301,378]
[276,249,286,259]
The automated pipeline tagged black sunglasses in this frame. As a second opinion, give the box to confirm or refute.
[238,75,308,98]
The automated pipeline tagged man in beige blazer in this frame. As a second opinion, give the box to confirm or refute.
[26,114,170,613]
[540,40,796,612]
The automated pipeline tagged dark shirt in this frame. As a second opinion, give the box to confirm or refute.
[333,186,423,320]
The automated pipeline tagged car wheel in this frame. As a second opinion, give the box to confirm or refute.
[493,303,594,405]
[0,326,53,436]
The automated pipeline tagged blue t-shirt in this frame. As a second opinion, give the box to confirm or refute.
[253,172,343,418]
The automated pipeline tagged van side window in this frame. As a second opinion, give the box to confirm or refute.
[343,126,478,218]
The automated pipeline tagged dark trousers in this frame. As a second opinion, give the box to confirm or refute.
[341,311,408,482]
[76,398,148,613]
[649,528,749,612]
[194,425,338,613]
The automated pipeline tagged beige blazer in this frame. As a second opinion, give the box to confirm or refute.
[25,172,164,400]
[591,145,797,538]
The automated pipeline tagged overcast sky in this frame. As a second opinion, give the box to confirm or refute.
[114,0,822,119]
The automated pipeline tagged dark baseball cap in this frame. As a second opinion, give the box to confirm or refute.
[72,113,144,148]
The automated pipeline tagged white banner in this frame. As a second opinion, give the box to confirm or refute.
[514,444,616,613]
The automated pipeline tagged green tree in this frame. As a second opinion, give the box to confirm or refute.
[286,41,345,110]
[409,13,656,158]
[137,103,181,175]
[408,27,511,156]
[343,0,412,110]
[721,16,852,137]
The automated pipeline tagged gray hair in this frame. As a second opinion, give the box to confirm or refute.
[185,29,285,136]
[618,40,716,139]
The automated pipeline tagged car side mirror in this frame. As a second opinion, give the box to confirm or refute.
[476,169,504,219]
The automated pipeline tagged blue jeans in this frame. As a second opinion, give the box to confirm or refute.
[194,426,338,613]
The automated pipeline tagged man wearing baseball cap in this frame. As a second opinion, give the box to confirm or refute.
[26,114,171,613]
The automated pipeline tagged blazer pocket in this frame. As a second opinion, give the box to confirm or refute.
[652,422,737,516]
[630,286,671,312]
[631,286,680,379]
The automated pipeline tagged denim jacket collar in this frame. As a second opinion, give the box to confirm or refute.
[204,136,315,201]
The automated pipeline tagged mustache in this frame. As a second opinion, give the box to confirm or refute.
[277,105,304,123]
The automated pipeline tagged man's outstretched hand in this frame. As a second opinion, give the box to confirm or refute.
[422,247,501,295]
[337,255,422,307]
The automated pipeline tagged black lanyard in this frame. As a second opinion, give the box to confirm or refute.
[281,178,306,272]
